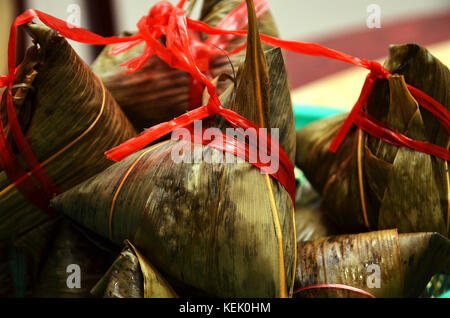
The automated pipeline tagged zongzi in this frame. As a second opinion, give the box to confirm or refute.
[52,4,297,297]
[294,229,450,298]
[296,44,449,237]
[0,24,136,243]
[91,0,280,131]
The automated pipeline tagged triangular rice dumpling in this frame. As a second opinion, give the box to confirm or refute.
[0,25,136,242]
[52,2,296,297]
[296,44,449,237]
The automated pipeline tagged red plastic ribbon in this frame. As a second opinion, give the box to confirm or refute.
[0,0,295,209]
[204,0,269,51]
[185,18,450,158]
[0,9,153,216]
[356,111,450,161]
[175,125,296,198]
[187,0,269,108]
[1,0,448,216]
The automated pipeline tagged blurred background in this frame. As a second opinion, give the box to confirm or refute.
[0,0,449,112]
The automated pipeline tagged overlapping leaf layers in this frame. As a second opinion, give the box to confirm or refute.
[0,24,136,297]
[0,24,136,243]
[294,229,450,298]
[91,240,178,298]
[52,0,297,298]
[296,44,450,237]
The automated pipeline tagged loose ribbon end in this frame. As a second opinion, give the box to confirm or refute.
[105,148,127,162]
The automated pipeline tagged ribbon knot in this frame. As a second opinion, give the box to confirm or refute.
[0,0,447,218]
[148,1,173,23]
[0,72,17,89]
[368,61,391,80]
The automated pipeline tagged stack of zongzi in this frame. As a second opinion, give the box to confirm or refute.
[2,0,446,300]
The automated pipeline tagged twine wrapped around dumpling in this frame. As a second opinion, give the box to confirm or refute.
[0,24,137,243]
[296,44,449,237]
[51,3,297,297]
[91,0,280,131]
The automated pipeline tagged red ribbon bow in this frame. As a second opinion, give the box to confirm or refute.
[0,0,296,212]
